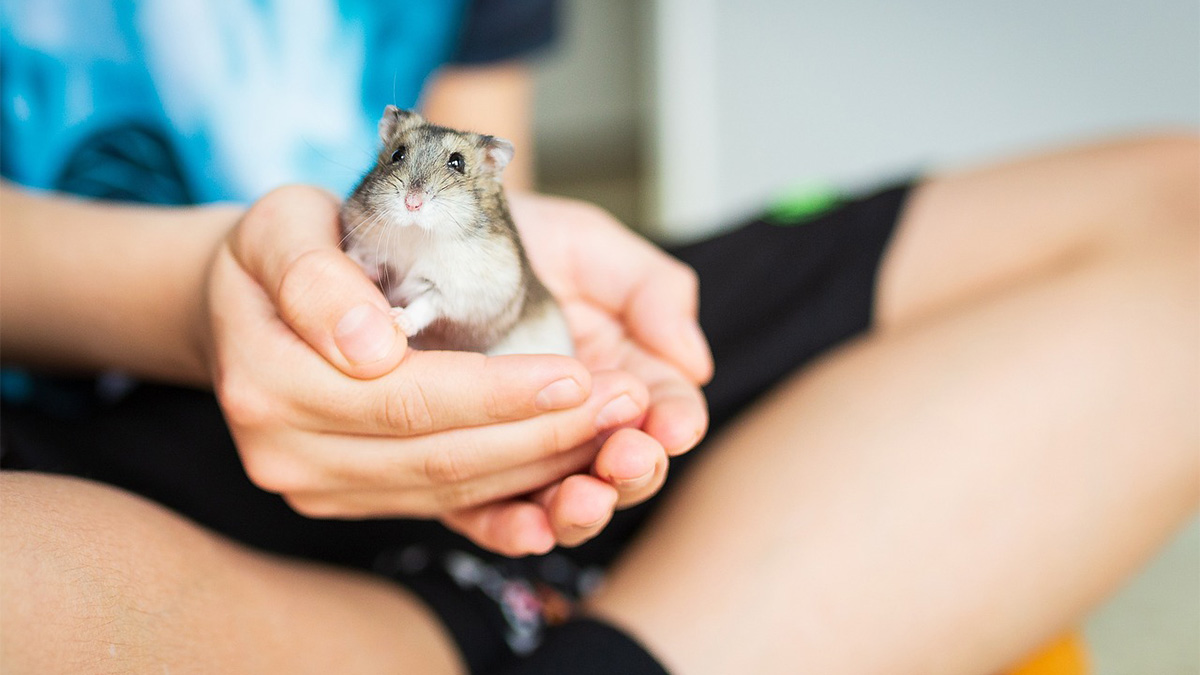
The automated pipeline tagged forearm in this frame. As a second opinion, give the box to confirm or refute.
[0,184,236,386]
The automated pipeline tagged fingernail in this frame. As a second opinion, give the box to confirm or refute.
[615,469,655,491]
[334,304,396,364]
[535,378,586,411]
[575,513,611,530]
[676,428,704,454]
[595,394,640,430]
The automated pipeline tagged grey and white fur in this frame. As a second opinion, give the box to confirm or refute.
[340,106,573,356]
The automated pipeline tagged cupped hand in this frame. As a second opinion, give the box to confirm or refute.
[504,193,712,532]
[202,186,651,556]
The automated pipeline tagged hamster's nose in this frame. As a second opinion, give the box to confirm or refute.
[404,191,425,212]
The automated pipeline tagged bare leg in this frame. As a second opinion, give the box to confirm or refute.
[585,136,1199,674]
[0,472,464,674]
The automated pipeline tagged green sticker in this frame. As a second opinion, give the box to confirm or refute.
[765,184,843,225]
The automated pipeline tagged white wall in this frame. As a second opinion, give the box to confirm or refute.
[532,0,642,174]
[646,0,1200,241]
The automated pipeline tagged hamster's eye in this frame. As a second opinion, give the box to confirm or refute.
[390,146,406,163]
[447,152,465,174]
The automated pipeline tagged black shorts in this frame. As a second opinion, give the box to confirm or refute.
[1,183,912,673]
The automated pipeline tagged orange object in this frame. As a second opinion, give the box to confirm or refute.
[1006,633,1088,675]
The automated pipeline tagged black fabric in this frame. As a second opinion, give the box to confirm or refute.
[679,183,909,433]
[495,619,670,675]
[0,182,913,674]
[453,0,559,65]
[564,183,912,571]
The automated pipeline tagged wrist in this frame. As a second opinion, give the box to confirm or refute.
[0,186,240,386]
[184,205,244,387]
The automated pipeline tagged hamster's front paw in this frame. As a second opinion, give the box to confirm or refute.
[389,307,420,337]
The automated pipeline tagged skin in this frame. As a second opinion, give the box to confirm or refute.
[585,136,1200,674]
[1,57,1195,673]
[4,135,1195,674]
[0,182,708,555]
[0,180,707,672]
[0,62,711,558]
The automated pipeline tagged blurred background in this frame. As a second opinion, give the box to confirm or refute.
[531,0,1199,243]
[529,1,1199,673]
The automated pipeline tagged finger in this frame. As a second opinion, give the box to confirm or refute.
[532,474,619,548]
[282,348,599,436]
[258,369,643,492]
[277,440,600,521]
[507,193,713,382]
[558,214,713,384]
[624,261,714,385]
[442,501,556,557]
[231,185,407,379]
[218,242,599,437]
[591,428,669,508]
[624,349,709,456]
[644,377,709,457]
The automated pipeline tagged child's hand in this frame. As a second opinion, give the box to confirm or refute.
[202,186,649,555]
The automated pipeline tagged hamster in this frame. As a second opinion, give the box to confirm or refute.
[340,106,574,357]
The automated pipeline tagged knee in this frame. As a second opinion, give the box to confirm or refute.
[1145,133,1197,201]
[1128,134,1197,234]
[0,473,216,670]
[1094,134,1199,255]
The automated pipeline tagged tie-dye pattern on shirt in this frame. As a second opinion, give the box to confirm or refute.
[1,0,468,203]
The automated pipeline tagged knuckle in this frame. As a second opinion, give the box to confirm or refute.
[671,260,700,296]
[216,373,275,430]
[252,185,336,226]
[434,480,483,512]
[480,387,505,422]
[682,264,701,293]
[423,449,472,486]
[238,186,313,246]
[282,494,342,519]
[276,249,337,318]
[241,449,310,495]
[398,493,442,519]
[383,381,436,435]
[535,420,570,458]
[474,356,507,421]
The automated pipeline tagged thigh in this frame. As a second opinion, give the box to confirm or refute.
[876,134,1199,331]
[0,471,463,674]
[558,183,915,569]
[582,142,1197,673]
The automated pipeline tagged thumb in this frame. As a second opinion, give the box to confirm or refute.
[232,185,407,379]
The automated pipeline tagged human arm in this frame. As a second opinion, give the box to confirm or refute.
[0,183,652,555]
[0,183,230,385]
[212,185,661,553]
[240,187,712,550]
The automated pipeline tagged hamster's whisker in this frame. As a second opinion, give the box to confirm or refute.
[379,203,404,294]
[337,208,383,249]
[297,136,365,177]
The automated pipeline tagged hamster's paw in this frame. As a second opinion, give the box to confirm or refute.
[389,307,420,337]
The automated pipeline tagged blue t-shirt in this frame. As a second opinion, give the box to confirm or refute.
[0,0,556,411]
[0,0,556,204]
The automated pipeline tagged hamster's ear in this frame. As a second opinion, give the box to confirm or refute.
[379,105,421,141]
[483,136,515,173]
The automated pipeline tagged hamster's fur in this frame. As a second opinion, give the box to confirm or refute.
[340,106,573,357]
